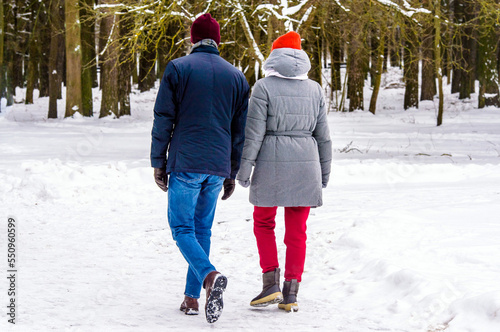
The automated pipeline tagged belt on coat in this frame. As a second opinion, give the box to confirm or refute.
[265,130,312,137]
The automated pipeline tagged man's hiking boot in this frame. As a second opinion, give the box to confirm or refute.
[250,268,283,307]
[203,271,227,323]
[179,295,199,315]
[278,279,299,312]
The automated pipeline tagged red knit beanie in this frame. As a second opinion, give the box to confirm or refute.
[190,13,221,45]
[271,31,302,51]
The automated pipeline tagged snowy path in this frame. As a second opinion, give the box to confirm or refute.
[1,96,500,331]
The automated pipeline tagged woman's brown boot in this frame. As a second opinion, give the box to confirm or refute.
[278,279,299,312]
[250,268,283,307]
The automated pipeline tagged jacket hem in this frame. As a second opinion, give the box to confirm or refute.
[249,200,322,208]
[166,167,229,179]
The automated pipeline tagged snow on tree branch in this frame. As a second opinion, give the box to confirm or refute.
[94,1,161,14]
[296,5,314,32]
[374,0,431,17]
[283,0,310,16]
[333,0,350,12]
[254,0,316,32]
[231,0,265,64]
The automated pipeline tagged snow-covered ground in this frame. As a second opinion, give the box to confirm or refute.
[1,71,500,331]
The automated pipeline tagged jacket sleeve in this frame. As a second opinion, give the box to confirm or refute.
[236,81,268,182]
[229,79,250,179]
[313,90,332,187]
[150,62,179,169]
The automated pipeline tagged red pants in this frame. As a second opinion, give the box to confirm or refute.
[253,206,310,282]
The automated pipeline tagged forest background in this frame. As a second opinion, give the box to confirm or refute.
[1,3,500,330]
[0,0,499,125]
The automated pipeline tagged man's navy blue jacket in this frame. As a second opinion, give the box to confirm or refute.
[151,45,250,179]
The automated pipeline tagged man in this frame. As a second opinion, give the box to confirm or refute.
[150,13,249,323]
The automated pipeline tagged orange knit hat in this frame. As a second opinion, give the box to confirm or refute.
[271,31,302,52]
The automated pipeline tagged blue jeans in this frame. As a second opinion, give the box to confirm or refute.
[167,172,224,299]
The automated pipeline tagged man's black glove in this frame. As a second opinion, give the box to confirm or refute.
[221,178,235,200]
[154,168,168,192]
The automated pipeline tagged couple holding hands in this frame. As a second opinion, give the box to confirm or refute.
[151,13,332,324]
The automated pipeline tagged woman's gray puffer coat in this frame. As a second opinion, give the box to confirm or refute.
[236,48,332,207]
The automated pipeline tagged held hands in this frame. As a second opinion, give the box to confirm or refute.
[221,178,235,200]
[154,168,168,192]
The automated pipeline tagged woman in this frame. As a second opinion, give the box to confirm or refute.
[236,31,332,312]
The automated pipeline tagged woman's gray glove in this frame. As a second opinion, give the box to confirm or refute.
[238,179,250,188]
[236,161,252,188]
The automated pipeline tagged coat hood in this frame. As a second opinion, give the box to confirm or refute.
[263,48,311,78]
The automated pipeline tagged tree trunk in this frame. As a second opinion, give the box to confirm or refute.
[451,67,462,94]
[435,0,444,126]
[497,35,500,82]
[4,0,13,106]
[6,58,13,106]
[98,13,106,90]
[383,35,388,72]
[454,0,477,99]
[36,7,50,98]
[497,35,500,75]
[420,7,436,101]
[403,18,419,110]
[370,28,379,87]
[118,10,133,117]
[242,21,262,86]
[3,0,14,106]
[477,14,499,108]
[12,0,25,90]
[390,27,401,68]
[99,8,119,118]
[57,34,66,99]
[347,38,366,111]
[131,53,138,85]
[347,3,367,112]
[369,25,386,115]
[65,0,82,117]
[57,4,65,100]
[451,0,464,94]
[0,0,4,112]
[25,31,38,104]
[25,1,40,105]
[157,34,169,81]
[138,48,156,92]
[331,40,341,92]
[48,0,64,119]
[303,22,322,85]
[80,0,94,116]
[442,0,453,85]
[84,0,98,89]
[451,1,462,97]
